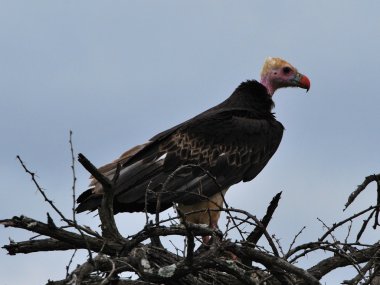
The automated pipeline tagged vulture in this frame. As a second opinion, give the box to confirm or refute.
[76,57,310,241]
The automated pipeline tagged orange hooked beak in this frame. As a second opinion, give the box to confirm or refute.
[294,73,311,92]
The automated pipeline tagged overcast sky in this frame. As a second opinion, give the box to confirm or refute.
[1,1,380,284]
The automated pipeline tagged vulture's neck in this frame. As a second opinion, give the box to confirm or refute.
[260,75,276,96]
[221,80,275,113]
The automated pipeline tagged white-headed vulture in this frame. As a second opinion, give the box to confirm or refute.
[76,57,310,241]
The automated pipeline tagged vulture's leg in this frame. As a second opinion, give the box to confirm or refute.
[178,189,228,244]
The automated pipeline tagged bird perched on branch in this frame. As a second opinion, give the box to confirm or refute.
[76,57,310,242]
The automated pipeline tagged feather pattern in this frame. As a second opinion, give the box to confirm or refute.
[76,80,284,214]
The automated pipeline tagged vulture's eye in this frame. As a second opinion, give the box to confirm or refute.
[282,66,292,74]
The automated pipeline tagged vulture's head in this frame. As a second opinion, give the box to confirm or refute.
[260,57,310,96]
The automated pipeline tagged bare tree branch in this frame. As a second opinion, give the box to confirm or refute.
[3,153,380,285]
[78,153,124,241]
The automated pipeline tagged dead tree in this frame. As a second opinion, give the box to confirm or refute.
[1,138,380,284]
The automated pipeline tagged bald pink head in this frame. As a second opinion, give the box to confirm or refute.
[260,57,310,96]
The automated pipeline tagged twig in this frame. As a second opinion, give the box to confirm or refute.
[345,174,380,210]
[224,216,252,235]
[66,249,78,278]
[272,234,285,257]
[287,226,306,255]
[344,220,353,244]
[247,192,282,244]
[357,210,375,242]
[374,176,380,229]
[68,131,94,261]
[69,130,77,222]
[285,241,327,261]
[169,239,183,257]
[319,205,379,242]
[16,155,67,221]
[317,218,339,244]
[144,181,153,225]
[219,189,246,241]
[174,205,195,264]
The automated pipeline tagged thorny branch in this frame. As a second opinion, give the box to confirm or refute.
[2,153,380,284]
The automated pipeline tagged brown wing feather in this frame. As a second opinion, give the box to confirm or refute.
[88,143,148,193]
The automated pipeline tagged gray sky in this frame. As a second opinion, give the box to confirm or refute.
[1,1,380,284]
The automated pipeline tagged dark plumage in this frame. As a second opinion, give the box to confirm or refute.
[77,80,283,213]
[76,57,310,238]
